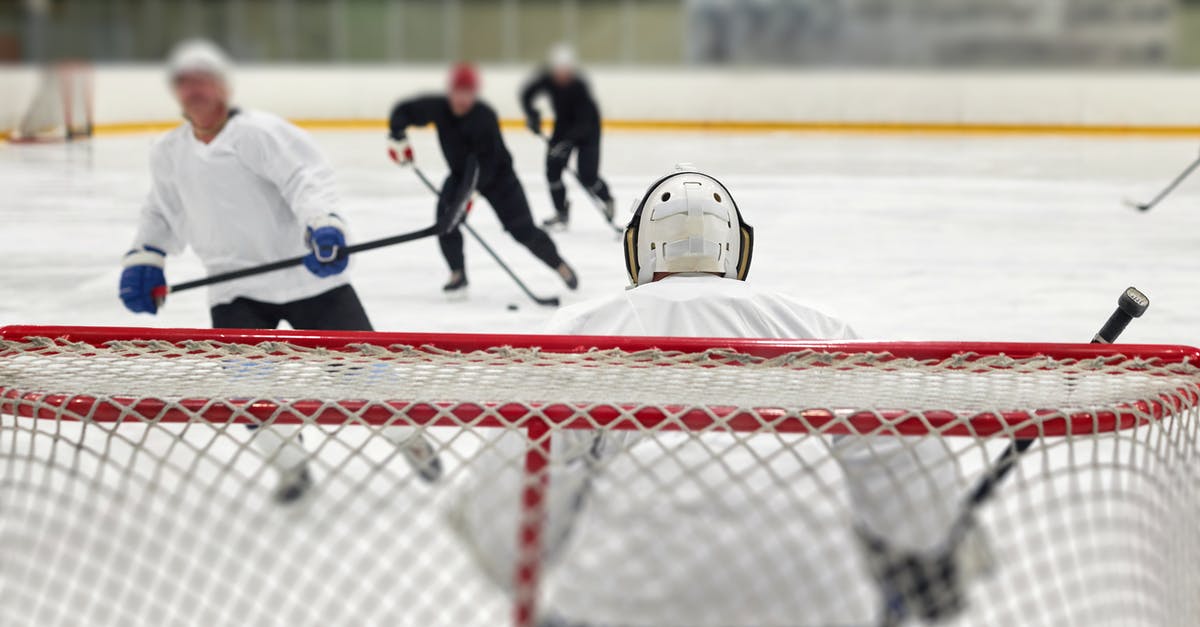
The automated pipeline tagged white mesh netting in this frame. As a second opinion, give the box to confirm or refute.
[12,63,93,143]
[2,328,1199,627]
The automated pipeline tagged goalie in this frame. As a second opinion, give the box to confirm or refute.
[454,165,990,626]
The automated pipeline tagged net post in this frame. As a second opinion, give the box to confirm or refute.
[514,416,550,627]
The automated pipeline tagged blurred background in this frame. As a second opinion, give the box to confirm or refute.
[4,1,1200,142]
[0,0,1196,67]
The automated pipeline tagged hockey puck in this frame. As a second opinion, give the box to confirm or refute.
[507,303,519,311]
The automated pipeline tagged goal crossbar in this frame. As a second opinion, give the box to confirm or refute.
[3,325,1198,437]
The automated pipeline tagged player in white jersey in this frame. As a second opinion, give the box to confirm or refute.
[118,40,441,503]
[455,166,989,626]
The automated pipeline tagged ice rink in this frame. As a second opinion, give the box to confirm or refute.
[3,128,1200,344]
[3,128,1200,627]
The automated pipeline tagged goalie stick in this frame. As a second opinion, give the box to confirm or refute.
[872,286,1150,627]
[153,224,440,300]
[1124,155,1200,212]
[966,286,1149,511]
[532,131,623,235]
[411,166,562,308]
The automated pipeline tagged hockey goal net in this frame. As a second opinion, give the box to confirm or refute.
[8,62,93,143]
[1,325,1198,627]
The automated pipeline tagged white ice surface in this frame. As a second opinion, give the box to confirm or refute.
[2,128,1199,344]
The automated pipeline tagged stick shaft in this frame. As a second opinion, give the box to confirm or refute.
[964,293,1144,510]
[412,167,560,307]
[1092,309,1133,344]
[461,222,559,306]
[1139,155,1200,210]
[168,226,438,294]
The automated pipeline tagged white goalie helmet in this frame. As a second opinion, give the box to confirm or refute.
[623,164,754,286]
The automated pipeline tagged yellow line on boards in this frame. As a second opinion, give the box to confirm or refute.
[602,120,1200,137]
[290,118,1200,137]
[95,122,180,135]
[8,118,1200,140]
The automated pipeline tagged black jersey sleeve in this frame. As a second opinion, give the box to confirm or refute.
[520,72,551,120]
[389,95,444,140]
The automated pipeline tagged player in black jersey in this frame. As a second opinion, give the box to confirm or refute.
[521,44,614,230]
[388,63,578,295]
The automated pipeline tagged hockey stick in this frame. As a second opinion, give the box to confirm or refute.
[1124,155,1200,212]
[964,286,1149,513]
[157,225,440,297]
[411,166,562,308]
[871,286,1150,627]
[533,131,623,234]
[436,161,479,235]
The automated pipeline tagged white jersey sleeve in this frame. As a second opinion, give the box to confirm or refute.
[131,137,188,255]
[231,112,340,229]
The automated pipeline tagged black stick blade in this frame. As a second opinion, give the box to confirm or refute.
[1122,198,1152,212]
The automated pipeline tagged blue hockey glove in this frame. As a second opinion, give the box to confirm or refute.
[119,246,167,314]
[304,214,349,278]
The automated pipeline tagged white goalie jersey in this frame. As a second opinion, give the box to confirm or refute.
[452,274,969,626]
[544,273,855,339]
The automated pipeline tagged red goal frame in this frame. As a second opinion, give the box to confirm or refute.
[2,325,1196,438]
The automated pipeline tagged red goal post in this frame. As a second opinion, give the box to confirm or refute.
[2,325,1199,626]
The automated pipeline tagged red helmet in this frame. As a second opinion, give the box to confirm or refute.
[448,63,479,91]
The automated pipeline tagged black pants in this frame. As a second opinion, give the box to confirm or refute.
[546,131,611,216]
[211,284,371,442]
[210,284,373,331]
[438,170,564,274]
